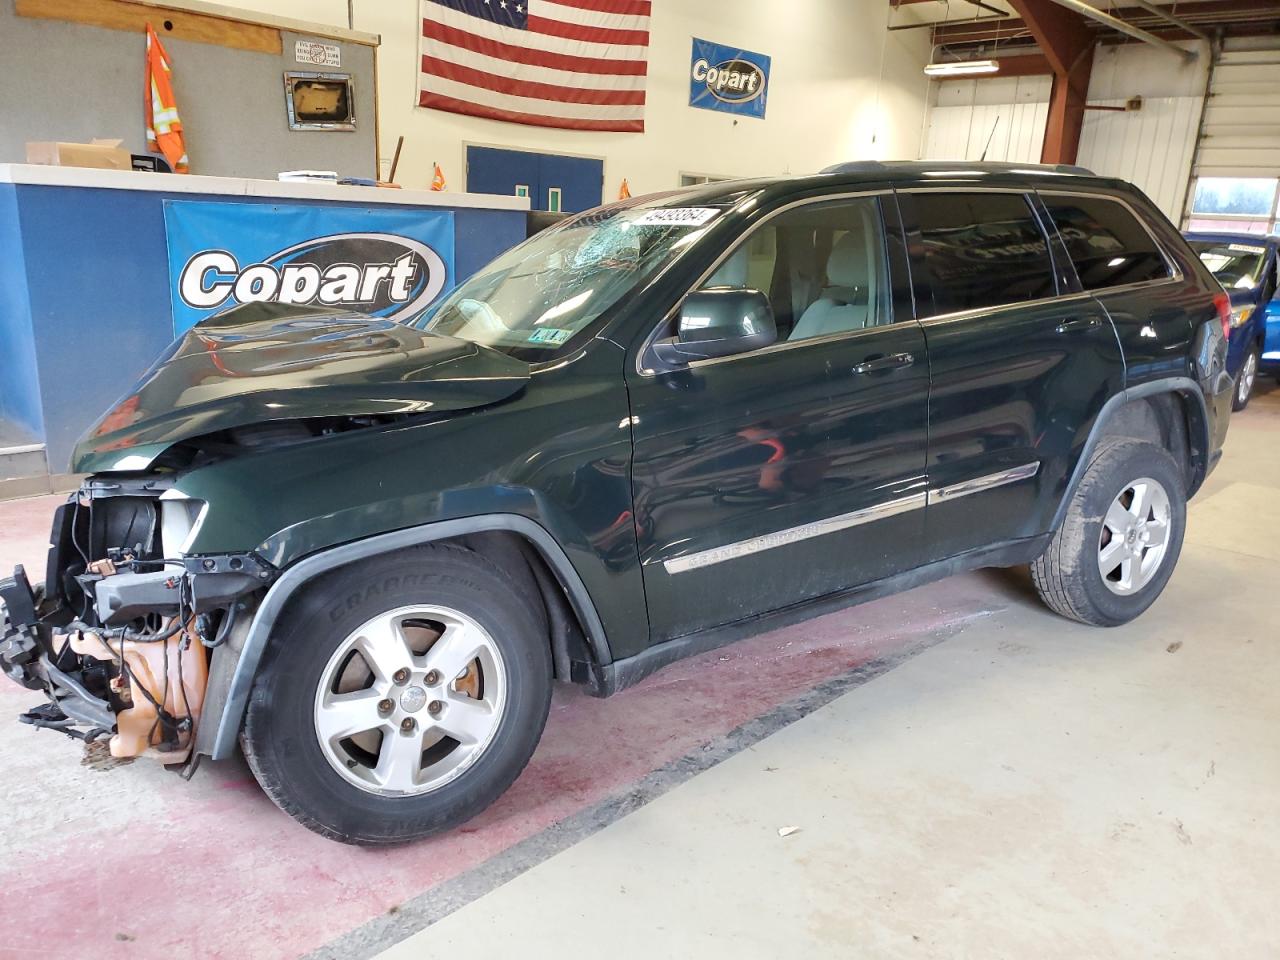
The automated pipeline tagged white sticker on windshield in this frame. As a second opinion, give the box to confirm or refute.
[632,207,721,227]
[1227,243,1266,255]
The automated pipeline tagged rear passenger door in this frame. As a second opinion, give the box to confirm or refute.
[897,188,1124,562]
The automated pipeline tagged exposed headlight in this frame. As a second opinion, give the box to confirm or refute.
[158,490,208,557]
[1230,305,1255,329]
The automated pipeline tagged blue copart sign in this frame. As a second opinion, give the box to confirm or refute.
[163,200,455,336]
[689,37,770,119]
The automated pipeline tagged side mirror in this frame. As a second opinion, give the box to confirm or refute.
[653,289,777,366]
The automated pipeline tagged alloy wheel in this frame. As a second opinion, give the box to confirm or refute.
[1238,350,1257,406]
[1097,477,1172,596]
[313,605,507,796]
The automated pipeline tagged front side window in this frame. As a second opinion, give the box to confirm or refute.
[695,196,891,343]
[1187,239,1268,291]
[1043,195,1171,291]
[912,192,1056,317]
[418,200,731,360]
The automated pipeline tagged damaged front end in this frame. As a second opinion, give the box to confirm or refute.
[0,476,272,766]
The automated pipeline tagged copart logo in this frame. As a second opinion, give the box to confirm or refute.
[177,233,446,322]
[691,57,765,103]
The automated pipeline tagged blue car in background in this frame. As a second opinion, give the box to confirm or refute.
[1184,232,1280,410]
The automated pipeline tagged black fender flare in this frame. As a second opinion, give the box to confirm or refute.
[205,513,611,760]
[1050,377,1210,532]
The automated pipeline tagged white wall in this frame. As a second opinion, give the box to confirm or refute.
[920,41,1209,222]
[228,0,932,194]
[922,75,1051,164]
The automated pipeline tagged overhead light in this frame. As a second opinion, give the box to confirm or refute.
[924,59,1000,77]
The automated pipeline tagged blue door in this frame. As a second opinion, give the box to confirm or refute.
[466,146,603,213]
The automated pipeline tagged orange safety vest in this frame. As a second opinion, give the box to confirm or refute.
[431,163,447,191]
[146,25,189,174]
[618,178,631,200]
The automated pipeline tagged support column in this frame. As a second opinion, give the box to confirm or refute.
[1008,0,1096,164]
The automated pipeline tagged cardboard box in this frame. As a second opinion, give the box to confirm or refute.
[25,139,132,171]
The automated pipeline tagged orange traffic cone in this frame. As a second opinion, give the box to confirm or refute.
[618,178,631,200]
[430,162,446,191]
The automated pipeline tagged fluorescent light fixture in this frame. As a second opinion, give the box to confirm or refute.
[924,59,1000,77]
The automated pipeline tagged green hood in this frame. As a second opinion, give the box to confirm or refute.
[73,306,530,474]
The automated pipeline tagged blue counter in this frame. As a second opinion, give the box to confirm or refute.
[0,164,529,474]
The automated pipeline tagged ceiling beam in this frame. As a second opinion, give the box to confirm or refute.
[1037,0,1196,58]
[934,0,1280,46]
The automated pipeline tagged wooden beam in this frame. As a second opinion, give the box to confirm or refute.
[15,0,282,55]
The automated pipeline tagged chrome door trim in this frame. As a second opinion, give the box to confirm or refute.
[661,491,927,575]
[927,461,1040,505]
[660,460,1041,575]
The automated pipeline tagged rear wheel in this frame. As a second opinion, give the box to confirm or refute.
[241,545,552,845]
[1233,343,1260,411]
[1031,438,1186,627]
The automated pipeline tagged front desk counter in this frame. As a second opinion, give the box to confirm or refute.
[0,164,530,479]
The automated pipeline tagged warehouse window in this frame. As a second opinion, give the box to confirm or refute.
[1043,195,1171,290]
[1186,177,1280,236]
[912,191,1056,316]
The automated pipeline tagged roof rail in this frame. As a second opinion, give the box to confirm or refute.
[818,160,1095,176]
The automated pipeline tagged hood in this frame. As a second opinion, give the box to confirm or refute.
[73,306,530,473]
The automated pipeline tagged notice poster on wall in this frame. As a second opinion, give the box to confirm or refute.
[162,201,455,336]
[689,37,770,119]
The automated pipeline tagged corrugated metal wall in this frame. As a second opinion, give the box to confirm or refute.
[1077,97,1202,220]
[918,46,1207,222]
[922,76,1050,163]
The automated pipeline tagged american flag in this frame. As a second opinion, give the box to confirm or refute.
[418,0,650,133]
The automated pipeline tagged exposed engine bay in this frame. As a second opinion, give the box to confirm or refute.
[0,475,274,766]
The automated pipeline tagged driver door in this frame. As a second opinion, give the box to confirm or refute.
[626,193,930,642]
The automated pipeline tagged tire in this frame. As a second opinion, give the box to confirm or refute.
[1232,343,1260,411]
[1031,438,1186,627]
[241,544,552,845]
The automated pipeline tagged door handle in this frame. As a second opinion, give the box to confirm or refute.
[852,352,914,375]
[1055,317,1102,334]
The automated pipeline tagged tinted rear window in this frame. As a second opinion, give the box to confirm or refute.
[1043,195,1171,290]
[913,192,1056,317]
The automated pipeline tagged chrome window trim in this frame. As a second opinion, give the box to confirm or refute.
[636,189,892,378]
[661,461,1041,574]
[1035,189,1182,286]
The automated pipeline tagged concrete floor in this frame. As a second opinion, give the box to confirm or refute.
[1,384,1278,960]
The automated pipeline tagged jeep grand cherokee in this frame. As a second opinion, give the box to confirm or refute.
[0,162,1233,844]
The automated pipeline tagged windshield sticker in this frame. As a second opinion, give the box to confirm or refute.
[1227,243,1266,255]
[528,327,573,345]
[632,207,721,227]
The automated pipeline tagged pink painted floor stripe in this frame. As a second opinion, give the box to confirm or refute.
[0,496,1002,960]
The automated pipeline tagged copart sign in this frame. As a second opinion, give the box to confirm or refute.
[689,37,770,119]
[163,200,454,336]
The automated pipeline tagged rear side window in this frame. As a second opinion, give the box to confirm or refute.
[1043,195,1172,290]
[912,192,1056,317]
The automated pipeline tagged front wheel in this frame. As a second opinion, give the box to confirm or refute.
[241,545,552,845]
[1233,343,1260,411]
[1031,438,1186,627]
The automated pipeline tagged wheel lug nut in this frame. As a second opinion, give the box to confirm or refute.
[393,668,409,685]
[424,670,441,685]
[377,698,394,715]
[427,700,443,716]
[400,717,416,734]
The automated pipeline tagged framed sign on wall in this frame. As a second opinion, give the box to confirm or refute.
[689,37,770,120]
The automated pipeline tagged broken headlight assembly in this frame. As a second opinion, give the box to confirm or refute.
[0,480,274,767]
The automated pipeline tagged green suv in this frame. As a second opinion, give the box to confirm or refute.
[0,162,1234,844]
